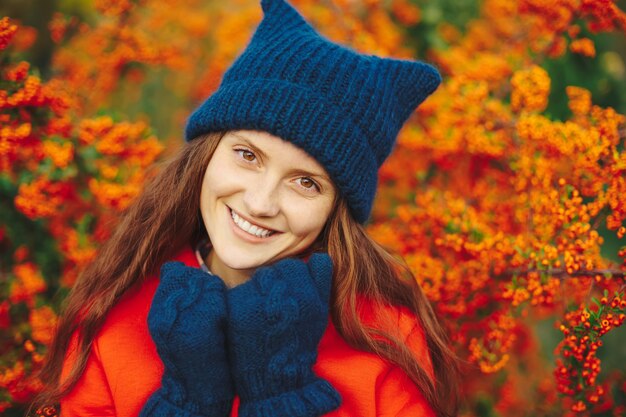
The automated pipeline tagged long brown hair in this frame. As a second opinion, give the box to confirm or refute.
[35,131,460,415]
[35,131,225,407]
[324,199,460,416]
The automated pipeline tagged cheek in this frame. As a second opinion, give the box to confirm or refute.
[201,160,239,203]
[199,170,216,213]
[285,198,333,238]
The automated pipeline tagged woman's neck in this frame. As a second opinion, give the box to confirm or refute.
[206,250,254,288]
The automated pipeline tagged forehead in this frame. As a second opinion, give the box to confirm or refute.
[225,130,328,173]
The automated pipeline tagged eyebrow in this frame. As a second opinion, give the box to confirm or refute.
[231,132,268,161]
[230,132,332,183]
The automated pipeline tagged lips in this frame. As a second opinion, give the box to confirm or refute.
[229,207,277,238]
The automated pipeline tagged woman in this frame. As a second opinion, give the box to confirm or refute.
[36,0,460,416]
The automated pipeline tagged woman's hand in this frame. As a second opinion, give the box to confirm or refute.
[226,253,342,417]
[140,261,234,417]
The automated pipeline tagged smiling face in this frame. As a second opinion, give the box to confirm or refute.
[199,130,336,287]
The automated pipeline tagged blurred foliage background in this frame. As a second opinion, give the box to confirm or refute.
[4,0,624,135]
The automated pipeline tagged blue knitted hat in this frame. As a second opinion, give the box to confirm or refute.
[185,0,441,223]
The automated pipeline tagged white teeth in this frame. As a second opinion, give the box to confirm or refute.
[230,209,273,238]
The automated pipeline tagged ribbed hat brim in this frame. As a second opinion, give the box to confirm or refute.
[185,79,378,223]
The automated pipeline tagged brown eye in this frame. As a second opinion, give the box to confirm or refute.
[301,178,313,188]
[237,149,256,162]
[298,177,318,191]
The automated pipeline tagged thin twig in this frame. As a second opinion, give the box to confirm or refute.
[502,268,625,279]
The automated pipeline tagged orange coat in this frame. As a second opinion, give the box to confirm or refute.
[60,244,435,417]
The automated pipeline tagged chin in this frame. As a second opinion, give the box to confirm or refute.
[227,259,266,271]
[215,247,272,271]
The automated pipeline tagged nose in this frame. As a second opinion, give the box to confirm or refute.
[242,174,280,218]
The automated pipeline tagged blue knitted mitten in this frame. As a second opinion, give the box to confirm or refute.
[226,253,342,417]
[139,261,234,417]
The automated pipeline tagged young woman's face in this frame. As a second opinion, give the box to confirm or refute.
[200,130,336,287]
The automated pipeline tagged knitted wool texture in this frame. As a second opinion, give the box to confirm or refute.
[185,0,441,223]
[226,253,341,417]
[140,261,233,417]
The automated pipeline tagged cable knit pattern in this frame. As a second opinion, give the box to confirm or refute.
[184,0,441,223]
[226,253,341,417]
[139,261,233,417]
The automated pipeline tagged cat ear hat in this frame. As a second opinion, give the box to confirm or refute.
[185,0,441,223]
